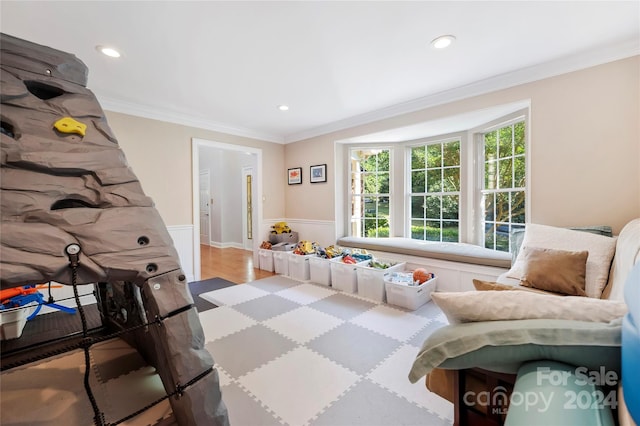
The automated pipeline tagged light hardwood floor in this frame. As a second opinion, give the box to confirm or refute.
[200,245,275,284]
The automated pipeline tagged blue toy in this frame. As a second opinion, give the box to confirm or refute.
[0,285,76,320]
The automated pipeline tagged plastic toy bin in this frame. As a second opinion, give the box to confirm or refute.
[330,258,367,293]
[356,260,406,303]
[289,253,314,281]
[309,256,339,286]
[1,304,36,340]
[258,249,274,272]
[273,251,291,276]
[384,275,437,310]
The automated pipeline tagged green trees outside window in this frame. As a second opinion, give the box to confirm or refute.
[347,116,526,252]
[482,120,526,251]
[410,139,461,242]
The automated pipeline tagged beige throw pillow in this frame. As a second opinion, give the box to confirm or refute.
[431,291,627,324]
[506,223,617,298]
[472,278,561,296]
[472,279,518,291]
[519,247,588,296]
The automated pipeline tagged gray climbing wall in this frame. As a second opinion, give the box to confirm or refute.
[0,33,228,425]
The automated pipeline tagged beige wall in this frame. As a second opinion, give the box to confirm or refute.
[285,56,640,235]
[103,56,639,234]
[104,111,285,226]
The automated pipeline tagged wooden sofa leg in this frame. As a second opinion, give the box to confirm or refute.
[454,368,516,426]
[453,369,461,426]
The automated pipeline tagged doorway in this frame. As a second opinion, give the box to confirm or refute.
[192,138,263,282]
[199,169,211,245]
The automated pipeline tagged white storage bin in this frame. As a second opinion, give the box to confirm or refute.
[384,275,437,310]
[309,256,338,286]
[258,249,274,272]
[330,258,367,293]
[273,251,291,276]
[289,253,314,281]
[1,304,36,340]
[272,242,296,251]
[356,259,406,303]
[269,232,299,245]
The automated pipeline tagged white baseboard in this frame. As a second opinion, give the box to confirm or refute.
[209,241,245,250]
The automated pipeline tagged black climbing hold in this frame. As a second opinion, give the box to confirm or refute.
[24,80,65,100]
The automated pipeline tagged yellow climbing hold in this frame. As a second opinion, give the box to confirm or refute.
[54,117,87,137]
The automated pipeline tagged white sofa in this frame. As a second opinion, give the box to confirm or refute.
[408,218,640,426]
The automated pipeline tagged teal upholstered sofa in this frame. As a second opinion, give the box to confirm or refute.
[409,218,640,426]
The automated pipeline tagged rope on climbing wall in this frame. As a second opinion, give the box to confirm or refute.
[1,282,213,425]
[0,299,196,372]
[61,244,212,426]
[1,312,143,371]
[2,244,214,424]
[108,366,214,426]
[67,244,105,426]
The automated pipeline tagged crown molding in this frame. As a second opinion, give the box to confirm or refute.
[284,38,640,143]
[96,96,285,144]
[94,38,638,146]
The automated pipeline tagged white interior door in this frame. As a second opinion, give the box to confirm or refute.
[199,170,210,245]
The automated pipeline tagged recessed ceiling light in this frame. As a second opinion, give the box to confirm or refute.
[431,35,456,49]
[278,105,289,111]
[96,45,121,58]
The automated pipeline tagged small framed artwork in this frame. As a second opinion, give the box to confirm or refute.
[288,167,302,185]
[310,164,327,183]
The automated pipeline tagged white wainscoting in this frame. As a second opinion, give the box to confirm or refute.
[38,284,96,315]
[189,219,504,290]
[167,224,195,282]
[262,219,336,248]
[360,249,509,292]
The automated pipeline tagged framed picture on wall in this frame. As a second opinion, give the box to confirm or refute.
[288,167,302,185]
[310,164,327,183]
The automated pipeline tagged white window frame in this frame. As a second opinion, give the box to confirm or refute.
[471,110,530,248]
[405,134,465,242]
[348,146,393,238]
[342,108,530,250]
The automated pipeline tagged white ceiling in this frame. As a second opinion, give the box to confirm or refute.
[1,1,638,144]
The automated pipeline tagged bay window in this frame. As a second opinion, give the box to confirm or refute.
[345,110,527,251]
